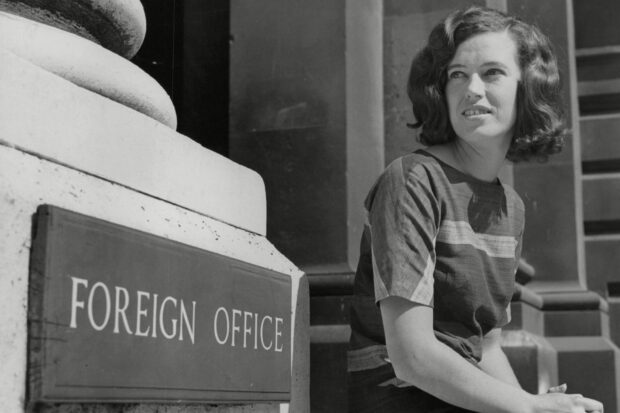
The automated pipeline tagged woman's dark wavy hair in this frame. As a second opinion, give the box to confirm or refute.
[407,6,566,162]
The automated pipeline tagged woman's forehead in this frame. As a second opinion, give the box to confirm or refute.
[450,31,519,69]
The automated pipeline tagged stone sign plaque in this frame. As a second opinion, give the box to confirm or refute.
[28,205,291,403]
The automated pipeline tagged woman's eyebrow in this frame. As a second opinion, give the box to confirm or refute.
[448,61,510,71]
[447,63,467,71]
[481,61,509,68]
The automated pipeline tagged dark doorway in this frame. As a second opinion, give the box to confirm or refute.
[132,0,231,156]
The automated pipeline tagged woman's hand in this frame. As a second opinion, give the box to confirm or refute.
[532,392,603,413]
[542,384,602,413]
[547,384,567,394]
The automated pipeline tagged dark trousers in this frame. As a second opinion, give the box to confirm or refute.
[348,364,475,413]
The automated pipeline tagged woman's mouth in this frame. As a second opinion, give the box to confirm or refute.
[462,108,492,116]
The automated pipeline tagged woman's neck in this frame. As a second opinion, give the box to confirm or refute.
[425,140,508,183]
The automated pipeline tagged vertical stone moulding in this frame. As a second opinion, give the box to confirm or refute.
[26,206,51,406]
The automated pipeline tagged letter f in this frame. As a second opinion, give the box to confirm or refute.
[69,276,88,328]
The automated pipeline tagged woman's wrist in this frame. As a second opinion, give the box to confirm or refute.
[516,390,541,413]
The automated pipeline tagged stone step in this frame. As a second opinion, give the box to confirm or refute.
[576,46,620,82]
[585,235,620,297]
[581,113,620,173]
[579,92,620,116]
[576,48,620,115]
[574,0,620,115]
[582,173,620,234]
[574,0,620,50]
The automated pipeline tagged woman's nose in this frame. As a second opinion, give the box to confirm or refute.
[465,74,484,101]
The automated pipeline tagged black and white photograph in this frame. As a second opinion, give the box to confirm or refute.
[0,1,618,412]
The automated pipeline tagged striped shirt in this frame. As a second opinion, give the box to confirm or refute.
[348,150,524,374]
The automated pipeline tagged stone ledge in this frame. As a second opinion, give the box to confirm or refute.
[0,48,266,236]
[30,404,281,413]
[514,283,606,311]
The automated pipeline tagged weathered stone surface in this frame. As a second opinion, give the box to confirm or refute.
[0,0,146,58]
[0,48,257,234]
[0,49,248,240]
[0,12,177,128]
[2,38,309,411]
[0,144,304,411]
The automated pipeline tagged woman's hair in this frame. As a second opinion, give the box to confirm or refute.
[407,6,566,162]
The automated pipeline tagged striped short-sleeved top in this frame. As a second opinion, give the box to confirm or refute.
[348,150,525,374]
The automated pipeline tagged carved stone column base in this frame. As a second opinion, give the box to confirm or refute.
[0,12,177,128]
[0,0,146,58]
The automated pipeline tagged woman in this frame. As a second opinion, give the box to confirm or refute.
[347,6,604,413]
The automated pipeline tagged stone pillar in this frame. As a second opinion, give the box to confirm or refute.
[508,0,585,290]
[230,0,384,278]
[229,2,383,411]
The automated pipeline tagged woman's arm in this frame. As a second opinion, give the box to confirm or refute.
[479,328,522,388]
[380,296,604,413]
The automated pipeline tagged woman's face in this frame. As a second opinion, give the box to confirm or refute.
[445,31,521,148]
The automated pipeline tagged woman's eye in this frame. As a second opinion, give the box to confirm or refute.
[484,68,504,77]
[448,71,465,79]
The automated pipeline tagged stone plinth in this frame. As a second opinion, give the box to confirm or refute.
[0,48,308,412]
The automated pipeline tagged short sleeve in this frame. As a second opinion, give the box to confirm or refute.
[367,159,440,307]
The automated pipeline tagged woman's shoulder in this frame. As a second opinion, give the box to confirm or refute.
[364,151,442,209]
[382,150,443,184]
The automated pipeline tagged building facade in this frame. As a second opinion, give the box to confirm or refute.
[1,0,620,411]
